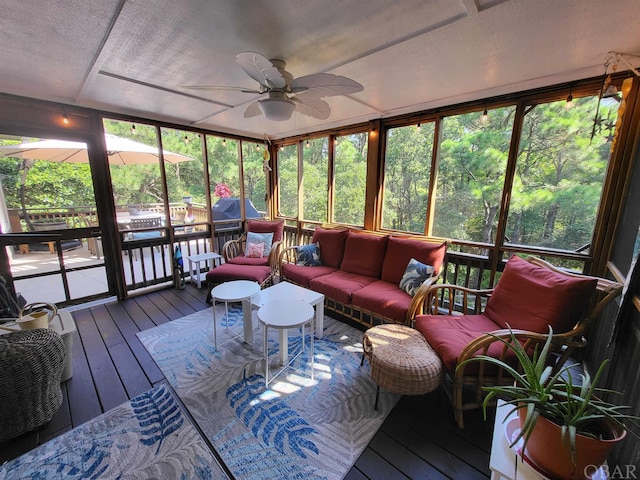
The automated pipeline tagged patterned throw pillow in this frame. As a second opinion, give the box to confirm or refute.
[296,242,322,266]
[246,242,265,258]
[245,231,273,257]
[399,258,434,296]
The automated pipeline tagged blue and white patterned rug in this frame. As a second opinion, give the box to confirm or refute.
[137,305,400,480]
[0,384,229,479]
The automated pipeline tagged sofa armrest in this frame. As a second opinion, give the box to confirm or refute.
[413,284,495,321]
[222,234,246,262]
[278,245,299,271]
[268,241,283,272]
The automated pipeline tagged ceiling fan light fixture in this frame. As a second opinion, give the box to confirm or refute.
[259,97,295,121]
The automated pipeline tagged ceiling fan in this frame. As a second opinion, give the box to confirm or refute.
[184,52,364,121]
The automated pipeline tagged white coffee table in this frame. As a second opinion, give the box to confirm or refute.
[258,299,315,387]
[185,251,222,288]
[251,281,325,353]
[210,280,260,348]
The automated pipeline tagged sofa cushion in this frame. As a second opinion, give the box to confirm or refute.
[310,270,377,304]
[311,227,348,269]
[281,263,337,288]
[245,231,273,257]
[247,219,284,243]
[228,255,269,266]
[484,255,598,334]
[414,313,503,374]
[296,242,322,266]
[351,280,413,323]
[340,232,388,278]
[205,263,272,285]
[381,236,447,285]
[399,258,435,296]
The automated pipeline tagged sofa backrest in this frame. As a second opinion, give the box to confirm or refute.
[340,231,388,278]
[246,219,284,243]
[380,236,448,285]
[484,255,598,334]
[311,226,348,268]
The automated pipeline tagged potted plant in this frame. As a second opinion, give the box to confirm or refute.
[459,328,640,480]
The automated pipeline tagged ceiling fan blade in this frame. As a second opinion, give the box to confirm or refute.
[182,85,262,94]
[291,96,331,120]
[236,52,287,90]
[290,73,363,97]
[243,101,262,118]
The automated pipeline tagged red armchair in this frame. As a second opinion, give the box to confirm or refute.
[412,255,623,428]
[205,219,284,301]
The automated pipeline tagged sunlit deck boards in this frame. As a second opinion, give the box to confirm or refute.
[0,286,493,479]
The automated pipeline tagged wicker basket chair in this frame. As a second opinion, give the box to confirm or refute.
[0,329,66,442]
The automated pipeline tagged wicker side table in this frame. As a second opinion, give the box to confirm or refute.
[362,324,443,409]
[0,329,65,442]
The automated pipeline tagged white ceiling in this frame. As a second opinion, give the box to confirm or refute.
[1,0,639,140]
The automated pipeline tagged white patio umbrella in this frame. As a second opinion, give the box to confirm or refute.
[0,133,193,165]
[0,133,192,232]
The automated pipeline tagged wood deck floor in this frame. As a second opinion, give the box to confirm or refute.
[0,285,495,479]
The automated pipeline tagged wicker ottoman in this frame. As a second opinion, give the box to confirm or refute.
[362,324,443,409]
[0,329,65,442]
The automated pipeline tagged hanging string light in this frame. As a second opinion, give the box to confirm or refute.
[565,89,573,109]
[131,123,137,135]
[481,108,489,123]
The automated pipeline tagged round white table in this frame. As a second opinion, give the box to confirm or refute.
[210,280,261,348]
[258,299,315,387]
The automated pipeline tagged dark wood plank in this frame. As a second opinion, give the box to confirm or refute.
[145,290,184,320]
[155,288,199,317]
[74,307,128,411]
[89,302,125,347]
[369,430,449,480]
[103,300,164,383]
[118,297,157,332]
[353,447,410,479]
[108,341,152,398]
[64,314,103,425]
[133,294,172,326]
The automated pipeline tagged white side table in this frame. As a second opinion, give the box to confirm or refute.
[251,281,325,340]
[210,280,260,348]
[258,299,315,387]
[185,251,222,288]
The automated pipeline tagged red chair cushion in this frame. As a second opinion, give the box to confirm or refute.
[228,255,269,266]
[309,270,377,304]
[247,219,285,243]
[340,232,388,278]
[281,263,337,288]
[311,227,348,269]
[205,263,272,285]
[380,236,447,285]
[414,313,503,374]
[484,256,598,334]
[351,280,413,323]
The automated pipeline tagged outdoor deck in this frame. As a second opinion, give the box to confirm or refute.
[0,285,494,479]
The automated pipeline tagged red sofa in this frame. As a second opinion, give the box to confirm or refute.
[278,227,448,328]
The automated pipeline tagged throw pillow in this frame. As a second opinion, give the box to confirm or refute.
[245,231,273,257]
[296,242,322,266]
[399,258,434,296]
[246,242,265,258]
